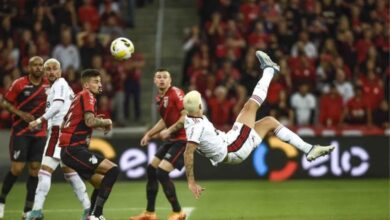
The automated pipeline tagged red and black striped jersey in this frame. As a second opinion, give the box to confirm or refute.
[155,86,186,141]
[59,89,96,147]
[4,76,49,136]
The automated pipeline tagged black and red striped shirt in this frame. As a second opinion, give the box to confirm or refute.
[59,89,96,147]
[4,76,49,136]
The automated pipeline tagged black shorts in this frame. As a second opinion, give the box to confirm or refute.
[9,134,46,162]
[60,146,104,180]
[155,140,186,170]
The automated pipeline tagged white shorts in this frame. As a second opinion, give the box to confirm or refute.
[224,122,262,164]
[42,126,65,170]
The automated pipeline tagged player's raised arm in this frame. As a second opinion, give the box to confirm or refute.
[184,141,205,199]
[140,118,167,146]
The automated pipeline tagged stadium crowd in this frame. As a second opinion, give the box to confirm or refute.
[0,0,147,128]
[182,0,389,131]
[0,0,389,131]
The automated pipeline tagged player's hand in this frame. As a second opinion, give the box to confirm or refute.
[103,119,113,134]
[140,134,150,146]
[188,182,205,199]
[28,120,40,131]
[19,111,35,123]
[160,129,171,140]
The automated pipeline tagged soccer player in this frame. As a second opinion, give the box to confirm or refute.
[59,69,118,220]
[183,51,335,199]
[130,69,186,220]
[0,56,49,219]
[26,59,90,220]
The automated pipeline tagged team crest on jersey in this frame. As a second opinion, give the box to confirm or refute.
[13,150,21,159]
[163,97,169,108]
[23,90,31,96]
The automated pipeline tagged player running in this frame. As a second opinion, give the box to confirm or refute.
[183,51,335,199]
[0,56,49,219]
[59,69,118,220]
[26,59,90,220]
[130,69,186,220]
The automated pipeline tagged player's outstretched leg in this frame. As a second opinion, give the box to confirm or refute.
[254,117,334,161]
[235,50,279,128]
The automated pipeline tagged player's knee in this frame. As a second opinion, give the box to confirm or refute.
[156,168,169,182]
[147,165,157,178]
[260,116,279,129]
[10,167,23,176]
[106,166,119,179]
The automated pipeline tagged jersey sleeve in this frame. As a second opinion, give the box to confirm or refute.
[4,80,21,103]
[185,123,202,144]
[173,88,184,111]
[81,91,96,113]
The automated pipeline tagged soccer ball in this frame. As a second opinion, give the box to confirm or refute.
[110,37,135,60]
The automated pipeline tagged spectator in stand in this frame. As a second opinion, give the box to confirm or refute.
[52,0,78,30]
[341,86,372,126]
[360,70,384,110]
[52,27,80,71]
[291,83,316,125]
[0,75,12,128]
[207,86,235,131]
[78,32,104,68]
[333,68,354,104]
[215,60,241,85]
[97,95,112,119]
[291,31,318,59]
[100,14,125,38]
[269,90,294,126]
[373,100,390,129]
[64,67,82,94]
[319,84,343,127]
[77,0,100,32]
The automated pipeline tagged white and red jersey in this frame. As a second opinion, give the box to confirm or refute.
[184,115,228,166]
[45,78,74,127]
[185,115,262,166]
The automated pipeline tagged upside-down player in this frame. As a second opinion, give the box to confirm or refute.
[183,51,335,199]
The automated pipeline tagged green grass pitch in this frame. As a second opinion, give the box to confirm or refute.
[2,179,389,220]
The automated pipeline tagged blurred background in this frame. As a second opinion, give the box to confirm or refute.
[0,0,388,219]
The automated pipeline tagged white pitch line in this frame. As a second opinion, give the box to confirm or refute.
[183,207,195,220]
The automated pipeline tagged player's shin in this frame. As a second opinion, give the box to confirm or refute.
[25,175,38,212]
[274,125,312,153]
[90,166,119,217]
[64,172,90,210]
[0,171,18,203]
[250,67,275,106]
[156,168,181,212]
[146,165,159,212]
[32,169,52,211]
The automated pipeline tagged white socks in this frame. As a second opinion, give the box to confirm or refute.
[274,125,313,153]
[33,170,52,210]
[250,67,275,106]
[64,172,91,210]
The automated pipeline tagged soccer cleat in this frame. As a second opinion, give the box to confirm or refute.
[87,215,106,220]
[129,211,157,220]
[21,212,27,220]
[255,50,280,72]
[26,210,44,220]
[306,145,335,162]
[167,211,186,220]
[81,208,90,220]
[0,203,4,219]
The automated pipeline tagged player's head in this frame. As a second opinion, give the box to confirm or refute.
[154,68,172,91]
[184,90,203,115]
[28,56,44,78]
[81,69,102,95]
[44,58,61,83]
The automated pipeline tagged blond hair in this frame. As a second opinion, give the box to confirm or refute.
[184,90,202,114]
[44,58,61,69]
